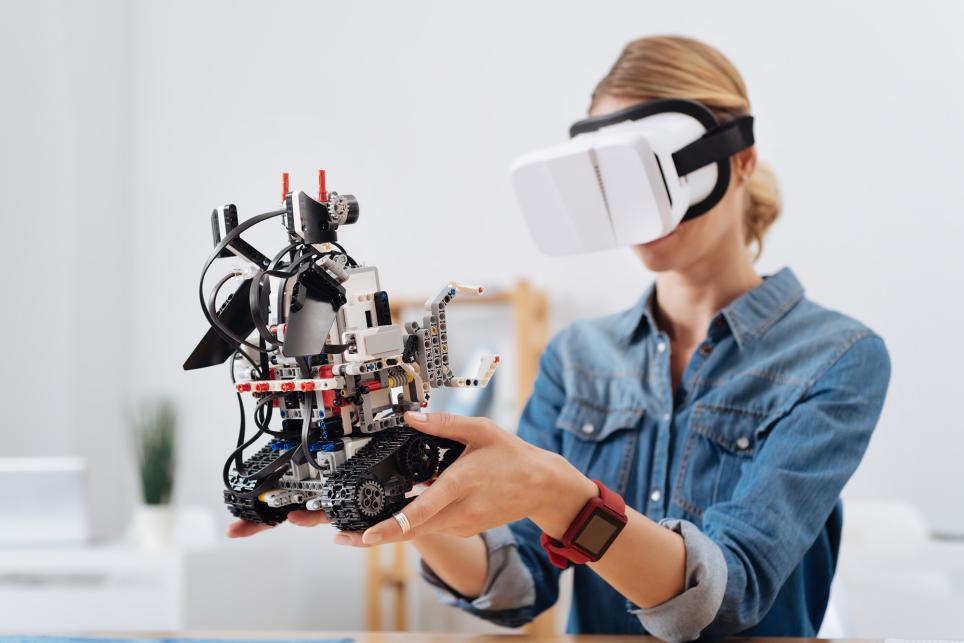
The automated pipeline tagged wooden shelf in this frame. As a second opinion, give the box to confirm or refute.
[365,280,550,633]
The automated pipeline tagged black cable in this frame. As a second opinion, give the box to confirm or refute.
[228,347,269,461]
[272,251,330,326]
[222,448,295,499]
[198,208,285,352]
[222,358,290,478]
[232,392,247,472]
[249,242,321,348]
[228,356,246,452]
[299,394,326,472]
[234,349,263,380]
[248,240,305,347]
[212,271,240,306]
[229,394,278,475]
[223,393,291,483]
[209,210,359,495]
[228,355,248,473]
[207,272,247,351]
[296,356,329,472]
[249,270,281,348]
[296,356,312,379]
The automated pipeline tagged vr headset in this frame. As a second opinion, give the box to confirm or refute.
[511,98,755,255]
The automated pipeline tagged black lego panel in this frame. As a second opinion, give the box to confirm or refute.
[183,278,256,370]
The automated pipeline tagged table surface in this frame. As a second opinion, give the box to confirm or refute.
[247,636,870,643]
[6,634,879,642]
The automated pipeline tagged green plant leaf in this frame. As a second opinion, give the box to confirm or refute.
[130,398,177,505]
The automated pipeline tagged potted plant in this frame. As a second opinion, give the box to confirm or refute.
[130,399,177,550]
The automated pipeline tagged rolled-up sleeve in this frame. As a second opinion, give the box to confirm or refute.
[422,330,889,638]
[629,519,728,641]
[419,335,569,627]
[681,334,889,639]
[419,525,536,627]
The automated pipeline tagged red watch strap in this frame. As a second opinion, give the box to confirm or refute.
[593,479,626,515]
[540,531,589,568]
[539,480,627,570]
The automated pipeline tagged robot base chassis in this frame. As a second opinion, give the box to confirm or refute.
[224,425,464,531]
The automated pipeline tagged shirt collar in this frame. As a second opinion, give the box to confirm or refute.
[721,267,805,348]
[619,283,658,341]
[620,267,805,349]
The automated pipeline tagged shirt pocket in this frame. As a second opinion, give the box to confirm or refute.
[673,403,768,520]
[555,398,644,496]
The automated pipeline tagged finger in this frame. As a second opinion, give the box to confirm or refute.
[362,476,463,545]
[332,531,368,547]
[288,510,332,527]
[393,497,471,540]
[226,519,275,538]
[377,497,483,542]
[403,411,492,447]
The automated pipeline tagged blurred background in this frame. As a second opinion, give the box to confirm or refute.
[1,0,963,638]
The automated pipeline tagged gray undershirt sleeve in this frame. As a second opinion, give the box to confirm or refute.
[628,518,728,642]
[419,524,536,612]
[420,518,726,640]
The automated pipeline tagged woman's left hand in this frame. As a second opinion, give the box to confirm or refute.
[335,411,597,547]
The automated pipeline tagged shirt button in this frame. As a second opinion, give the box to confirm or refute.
[699,344,713,356]
[650,489,662,502]
[656,342,667,353]
[581,422,595,435]
[736,436,750,450]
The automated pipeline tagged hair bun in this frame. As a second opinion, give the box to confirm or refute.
[744,161,781,258]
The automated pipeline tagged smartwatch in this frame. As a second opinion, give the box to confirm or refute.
[539,480,627,569]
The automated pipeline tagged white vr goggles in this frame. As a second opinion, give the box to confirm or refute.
[511,99,755,255]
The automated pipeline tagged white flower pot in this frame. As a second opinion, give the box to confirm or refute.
[134,503,175,551]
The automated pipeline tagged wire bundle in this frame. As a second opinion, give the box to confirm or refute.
[196,209,357,498]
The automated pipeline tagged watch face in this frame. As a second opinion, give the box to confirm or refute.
[572,507,624,558]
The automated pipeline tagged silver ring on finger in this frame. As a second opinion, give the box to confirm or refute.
[393,511,412,536]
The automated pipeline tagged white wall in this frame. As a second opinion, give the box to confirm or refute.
[3,0,964,633]
[0,0,134,539]
[123,0,964,532]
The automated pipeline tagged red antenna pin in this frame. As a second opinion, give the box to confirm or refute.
[318,169,328,203]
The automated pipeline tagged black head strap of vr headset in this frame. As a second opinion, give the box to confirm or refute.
[569,98,755,222]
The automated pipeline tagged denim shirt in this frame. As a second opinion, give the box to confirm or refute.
[421,267,891,641]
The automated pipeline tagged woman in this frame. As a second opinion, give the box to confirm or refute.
[230,36,890,640]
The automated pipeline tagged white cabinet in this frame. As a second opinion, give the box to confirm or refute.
[0,545,294,631]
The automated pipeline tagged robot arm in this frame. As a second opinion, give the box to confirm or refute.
[407,282,501,390]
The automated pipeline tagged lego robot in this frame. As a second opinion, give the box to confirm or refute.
[184,171,499,531]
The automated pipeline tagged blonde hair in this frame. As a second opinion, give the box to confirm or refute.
[592,36,781,257]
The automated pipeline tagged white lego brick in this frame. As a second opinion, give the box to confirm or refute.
[318,255,349,282]
[262,489,306,508]
[343,325,404,362]
[359,325,404,357]
[424,281,485,308]
[339,404,353,433]
[342,266,380,299]
[313,449,347,477]
[340,300,376,337]
[450,282,485,296]
[442,354,501,388]
[475,354,501,386]
[367,387,392,410]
